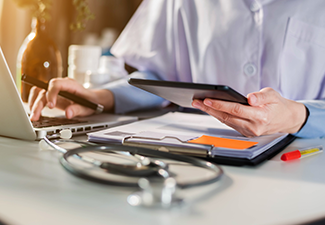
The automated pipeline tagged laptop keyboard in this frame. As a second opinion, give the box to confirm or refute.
[32,116,86,128]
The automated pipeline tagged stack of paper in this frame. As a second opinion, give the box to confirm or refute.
[88,112,288,159]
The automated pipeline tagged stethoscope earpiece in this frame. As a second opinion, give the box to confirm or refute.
[39,139,52,151]
[39,129,72,151]
[59,129,72,140]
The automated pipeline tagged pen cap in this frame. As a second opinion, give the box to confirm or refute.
[281,150,301,161]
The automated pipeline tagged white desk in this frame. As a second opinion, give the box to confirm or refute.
[0,134,324,225]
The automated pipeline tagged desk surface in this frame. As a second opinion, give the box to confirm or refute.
[0,122,325,224]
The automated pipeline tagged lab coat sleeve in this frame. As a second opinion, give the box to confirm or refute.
[294,100,325,138]
[101,71,166,114]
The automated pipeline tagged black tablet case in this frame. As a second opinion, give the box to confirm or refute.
[128,78,249,107]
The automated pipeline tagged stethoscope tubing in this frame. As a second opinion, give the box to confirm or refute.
[60,144,224,189]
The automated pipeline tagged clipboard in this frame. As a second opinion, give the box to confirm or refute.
[204,134,296,166]
[88,112,296,167]
[119,133,296,167]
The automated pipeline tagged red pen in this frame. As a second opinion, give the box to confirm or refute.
[281,145,323,161]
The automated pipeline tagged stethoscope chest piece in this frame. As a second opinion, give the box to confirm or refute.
[128,177,183,208]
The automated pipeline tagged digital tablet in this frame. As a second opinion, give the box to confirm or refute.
[128,78,248,108]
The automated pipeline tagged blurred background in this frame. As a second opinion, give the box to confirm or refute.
[0,0,142,78]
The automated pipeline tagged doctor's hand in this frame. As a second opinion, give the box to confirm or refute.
[192,87,307,137]
[28,77,114,121]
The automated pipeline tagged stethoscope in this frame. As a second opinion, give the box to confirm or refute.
[40,130,224,208]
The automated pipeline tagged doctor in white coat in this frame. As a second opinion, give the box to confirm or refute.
[29,0,325,138]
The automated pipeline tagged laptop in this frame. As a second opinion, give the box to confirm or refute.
[0,48,137,141]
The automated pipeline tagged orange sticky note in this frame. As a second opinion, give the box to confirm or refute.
[188,135,258,150]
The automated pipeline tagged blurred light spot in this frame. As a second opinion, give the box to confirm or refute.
[44,61,50,68]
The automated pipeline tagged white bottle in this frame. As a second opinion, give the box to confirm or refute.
[84,56,128,89]
[68,45,102,85]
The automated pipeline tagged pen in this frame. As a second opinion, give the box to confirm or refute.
[281,145,323,161]
[21,74,104,114]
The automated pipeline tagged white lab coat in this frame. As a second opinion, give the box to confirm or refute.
[106,0,325,138]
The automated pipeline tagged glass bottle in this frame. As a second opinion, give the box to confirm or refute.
[16,18,62,102]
